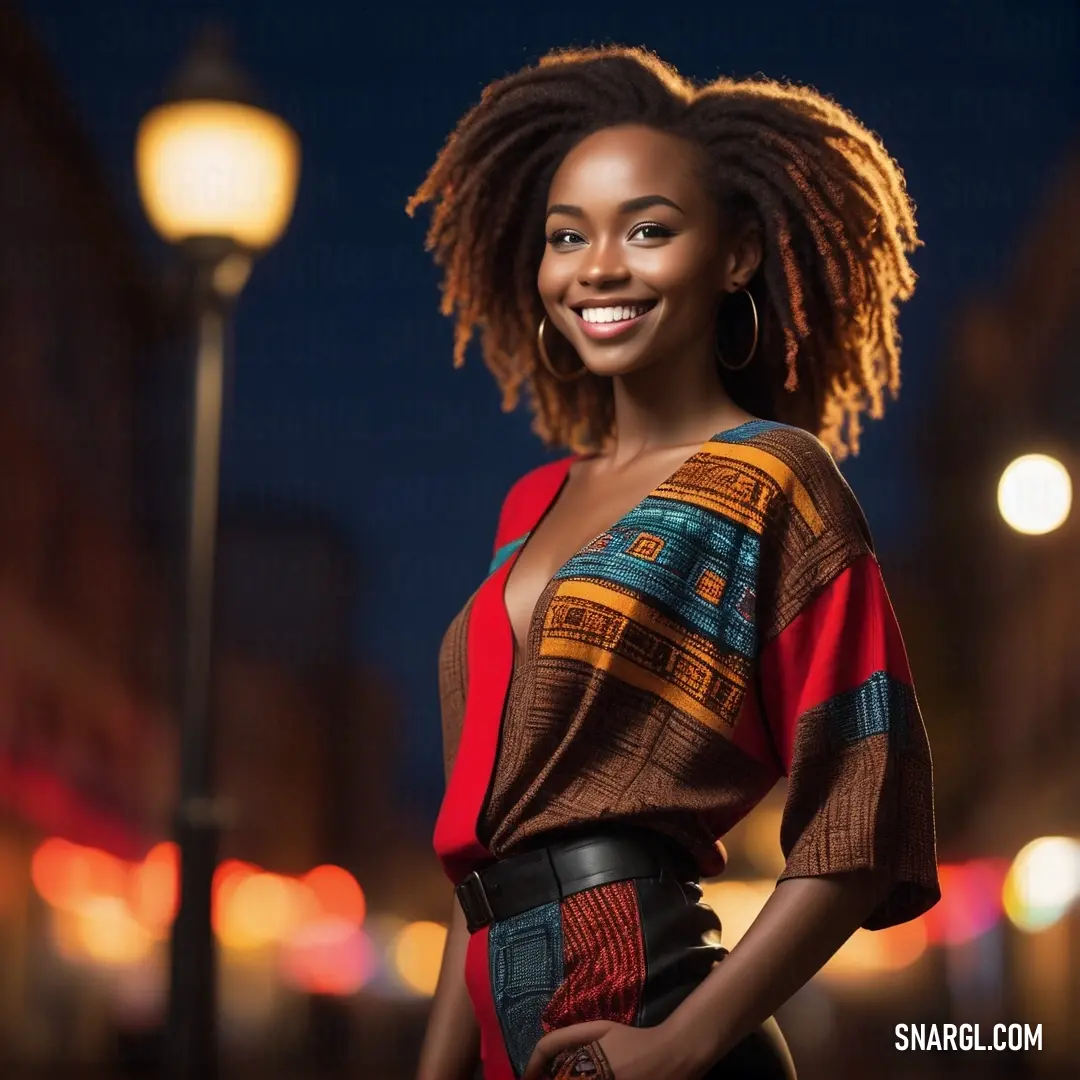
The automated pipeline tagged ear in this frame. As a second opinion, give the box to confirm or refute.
[723,222,763,292]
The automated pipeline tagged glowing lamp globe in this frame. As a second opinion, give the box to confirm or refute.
[135,25,299,252]
[997,453,1072,536]
[136,100,298,249]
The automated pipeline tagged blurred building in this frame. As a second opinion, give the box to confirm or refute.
[0,3,179,1067]
[907,143,1080,1074]
[0,8,419,1073]
[918,143,1080,852]
[214,506,407,879]
[0,5,176,862]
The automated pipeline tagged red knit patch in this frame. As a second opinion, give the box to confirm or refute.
[541,880,645,1031]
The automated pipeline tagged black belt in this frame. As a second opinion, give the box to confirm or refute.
[455,826,700,933]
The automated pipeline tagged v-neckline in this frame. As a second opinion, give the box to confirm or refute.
[499,419,759,665]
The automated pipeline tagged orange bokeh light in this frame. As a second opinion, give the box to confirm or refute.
[303,864,366,926]
[211,859,257,930]
[128,842,179,935]
[31,838,126,911]
[217,872,307,949]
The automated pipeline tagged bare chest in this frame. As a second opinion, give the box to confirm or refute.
[502,454,689,656]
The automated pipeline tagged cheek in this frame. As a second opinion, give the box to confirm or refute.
[653,250,722,306]
[637,244,714,295]
[536,253,567,298]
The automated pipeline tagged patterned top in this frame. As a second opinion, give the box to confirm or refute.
[433,420,939,930]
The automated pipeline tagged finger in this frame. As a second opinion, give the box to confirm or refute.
[542,1040,615,1080]
[521,1024,614,1080]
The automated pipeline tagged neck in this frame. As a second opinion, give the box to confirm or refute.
[605,341,742,463]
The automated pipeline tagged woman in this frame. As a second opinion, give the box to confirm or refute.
[407,45,939,1080]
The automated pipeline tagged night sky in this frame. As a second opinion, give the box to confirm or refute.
[19,0,1079,817]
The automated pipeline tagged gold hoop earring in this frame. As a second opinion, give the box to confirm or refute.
[716,287,759,372]
[537,315,588,382]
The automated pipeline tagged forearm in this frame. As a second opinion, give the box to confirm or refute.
[663,869,892,1071]
[415,895,481,1080]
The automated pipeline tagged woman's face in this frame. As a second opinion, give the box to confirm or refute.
[537,124,745,381]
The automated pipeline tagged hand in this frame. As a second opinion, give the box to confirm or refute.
[520,1019,706,1080]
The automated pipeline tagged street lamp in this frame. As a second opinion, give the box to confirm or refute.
[135,23,300,1080]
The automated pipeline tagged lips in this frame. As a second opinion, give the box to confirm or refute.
[572,300,658,341]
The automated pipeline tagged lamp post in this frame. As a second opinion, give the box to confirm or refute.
[135,24,300,1080]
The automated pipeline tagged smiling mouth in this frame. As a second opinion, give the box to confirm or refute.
[571,300,658,339]
[572,300,657,322]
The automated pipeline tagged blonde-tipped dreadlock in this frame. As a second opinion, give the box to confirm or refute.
[406,45,919,458]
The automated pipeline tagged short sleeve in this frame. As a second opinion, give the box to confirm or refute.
[753,435,939,930]
[759,549,940,929]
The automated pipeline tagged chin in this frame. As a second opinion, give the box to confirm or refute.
[568,329,666,381]
[580,349,659,379]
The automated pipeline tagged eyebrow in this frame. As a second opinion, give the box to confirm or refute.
[545,194,684,220]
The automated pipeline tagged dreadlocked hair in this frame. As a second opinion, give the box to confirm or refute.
[405,45,919,458]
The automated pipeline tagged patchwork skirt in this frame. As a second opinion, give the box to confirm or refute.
[463,871,796,1079]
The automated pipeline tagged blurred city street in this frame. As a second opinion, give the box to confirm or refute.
[0,1,1077,1078]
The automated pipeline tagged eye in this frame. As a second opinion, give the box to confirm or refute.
[546,228,584,247]
[629,222,675,240]
[546,222,676,248]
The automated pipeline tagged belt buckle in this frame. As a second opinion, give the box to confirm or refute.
[457,869,495,932]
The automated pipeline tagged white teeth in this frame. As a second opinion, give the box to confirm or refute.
[579,304,650,324]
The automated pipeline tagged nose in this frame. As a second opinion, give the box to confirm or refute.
[579,235,630,286]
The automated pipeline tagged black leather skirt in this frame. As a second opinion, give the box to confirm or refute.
[633,875,795,1079]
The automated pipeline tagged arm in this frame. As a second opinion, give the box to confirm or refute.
[661,869,891,1073]
[415,894,480,1080]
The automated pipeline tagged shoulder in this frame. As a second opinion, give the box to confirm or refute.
[724,423,878,639]
[714,419,845,504]
[492,454,576,550]
[714,419,872,551]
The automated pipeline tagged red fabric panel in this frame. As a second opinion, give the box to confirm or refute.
[464,924,516,1080]
[493,457,577,551]
[433,456,576,883]
[759,553,913,775]
[432,557,515,883]
[729,676,784,774]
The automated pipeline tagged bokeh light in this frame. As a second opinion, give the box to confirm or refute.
[72,896,155,965]
[698,880,774,947]
[391,921,448,996]
[31,839,126,911]
[136,99,300,249]
[1003,836,1080,932]
[303,864,366,925]
[211,859,257,935]
[997,454,1072,535]
[128,841,179,937]
[216,872,307,950]
[922,860,1007,946]
[280,918,376,996]
[821,918,929,980]
[700,877,930,978]
[740,807,786,877]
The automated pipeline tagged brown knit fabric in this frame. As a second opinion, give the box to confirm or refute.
[436,422,939,929]
[438,591,475,785]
